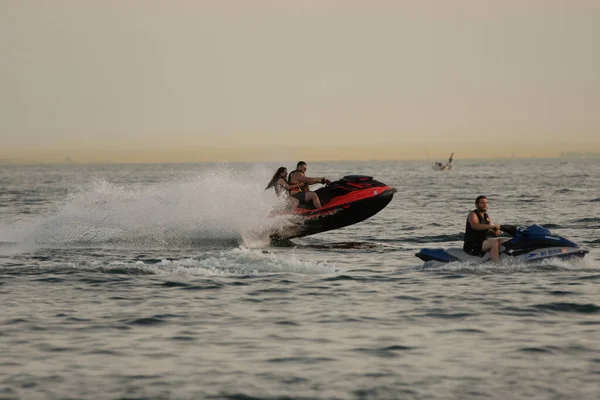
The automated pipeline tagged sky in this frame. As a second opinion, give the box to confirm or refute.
[1,0,599,164]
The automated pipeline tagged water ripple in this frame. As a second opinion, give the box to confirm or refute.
[532,302,600,314]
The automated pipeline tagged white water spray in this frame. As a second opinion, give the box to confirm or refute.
[1,164,293,250]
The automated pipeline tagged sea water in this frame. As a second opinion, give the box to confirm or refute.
[1,159,599,399]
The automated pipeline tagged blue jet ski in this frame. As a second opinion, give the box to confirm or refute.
[415,224,588,266]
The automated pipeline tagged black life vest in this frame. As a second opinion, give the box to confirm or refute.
[463,209,490,256]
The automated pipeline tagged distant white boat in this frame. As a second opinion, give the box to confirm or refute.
[432,152,454,171]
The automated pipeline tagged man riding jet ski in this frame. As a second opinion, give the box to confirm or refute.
[416,194,587,266]
[268,175,396,241]
[415,224,588,267]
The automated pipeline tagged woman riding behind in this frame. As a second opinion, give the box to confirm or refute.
[265,167,301,211]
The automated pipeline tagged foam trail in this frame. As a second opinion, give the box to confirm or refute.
[76,247,340,276]
[540,255,596,270]
[416,255,593,274]
[0,164,289,251]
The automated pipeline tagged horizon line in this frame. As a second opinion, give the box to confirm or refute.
[1,154,598,166]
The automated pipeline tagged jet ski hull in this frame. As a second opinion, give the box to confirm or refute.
[415,224,588,266]
[416,246,588,267]
[269,175,396,240]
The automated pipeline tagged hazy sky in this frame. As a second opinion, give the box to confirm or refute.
[1,0,599,163]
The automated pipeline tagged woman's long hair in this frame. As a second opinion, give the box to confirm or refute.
[265,167,287,190]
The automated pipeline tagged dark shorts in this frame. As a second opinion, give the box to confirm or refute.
[463,241,484,257]
[291,192,305,202]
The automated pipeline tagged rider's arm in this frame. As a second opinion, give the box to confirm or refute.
[295,175,328,185]
[278,178,301,190]
[468,212,500,231]
[488,218,501,235]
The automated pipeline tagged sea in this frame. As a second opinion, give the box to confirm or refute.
[1,159,599,400]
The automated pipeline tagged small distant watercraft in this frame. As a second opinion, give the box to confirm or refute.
[269,175,396,241]
[415,224,588,267]
[432,152,454,171]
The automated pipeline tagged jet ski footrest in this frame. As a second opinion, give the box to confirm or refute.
[446,248,492,262]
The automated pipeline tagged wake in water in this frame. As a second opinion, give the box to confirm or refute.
[97,247,340,276]
[11,246,339,276]
[414,255,596,274]
[0,164,295,252]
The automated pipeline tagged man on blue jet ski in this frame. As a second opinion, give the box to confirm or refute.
[463,195,508,263]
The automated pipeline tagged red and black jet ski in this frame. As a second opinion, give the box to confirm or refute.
[268,175,396,240]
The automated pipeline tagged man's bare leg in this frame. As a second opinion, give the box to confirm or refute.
[306,192,322,209]
[482,239,500,262]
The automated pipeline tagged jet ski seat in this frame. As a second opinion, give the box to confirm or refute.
[446,248,491,262]
[446,245,506,262]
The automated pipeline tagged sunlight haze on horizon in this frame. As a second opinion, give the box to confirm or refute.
[1,0,599,164]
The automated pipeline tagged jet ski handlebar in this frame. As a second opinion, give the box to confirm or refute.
[500,224,518,236]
